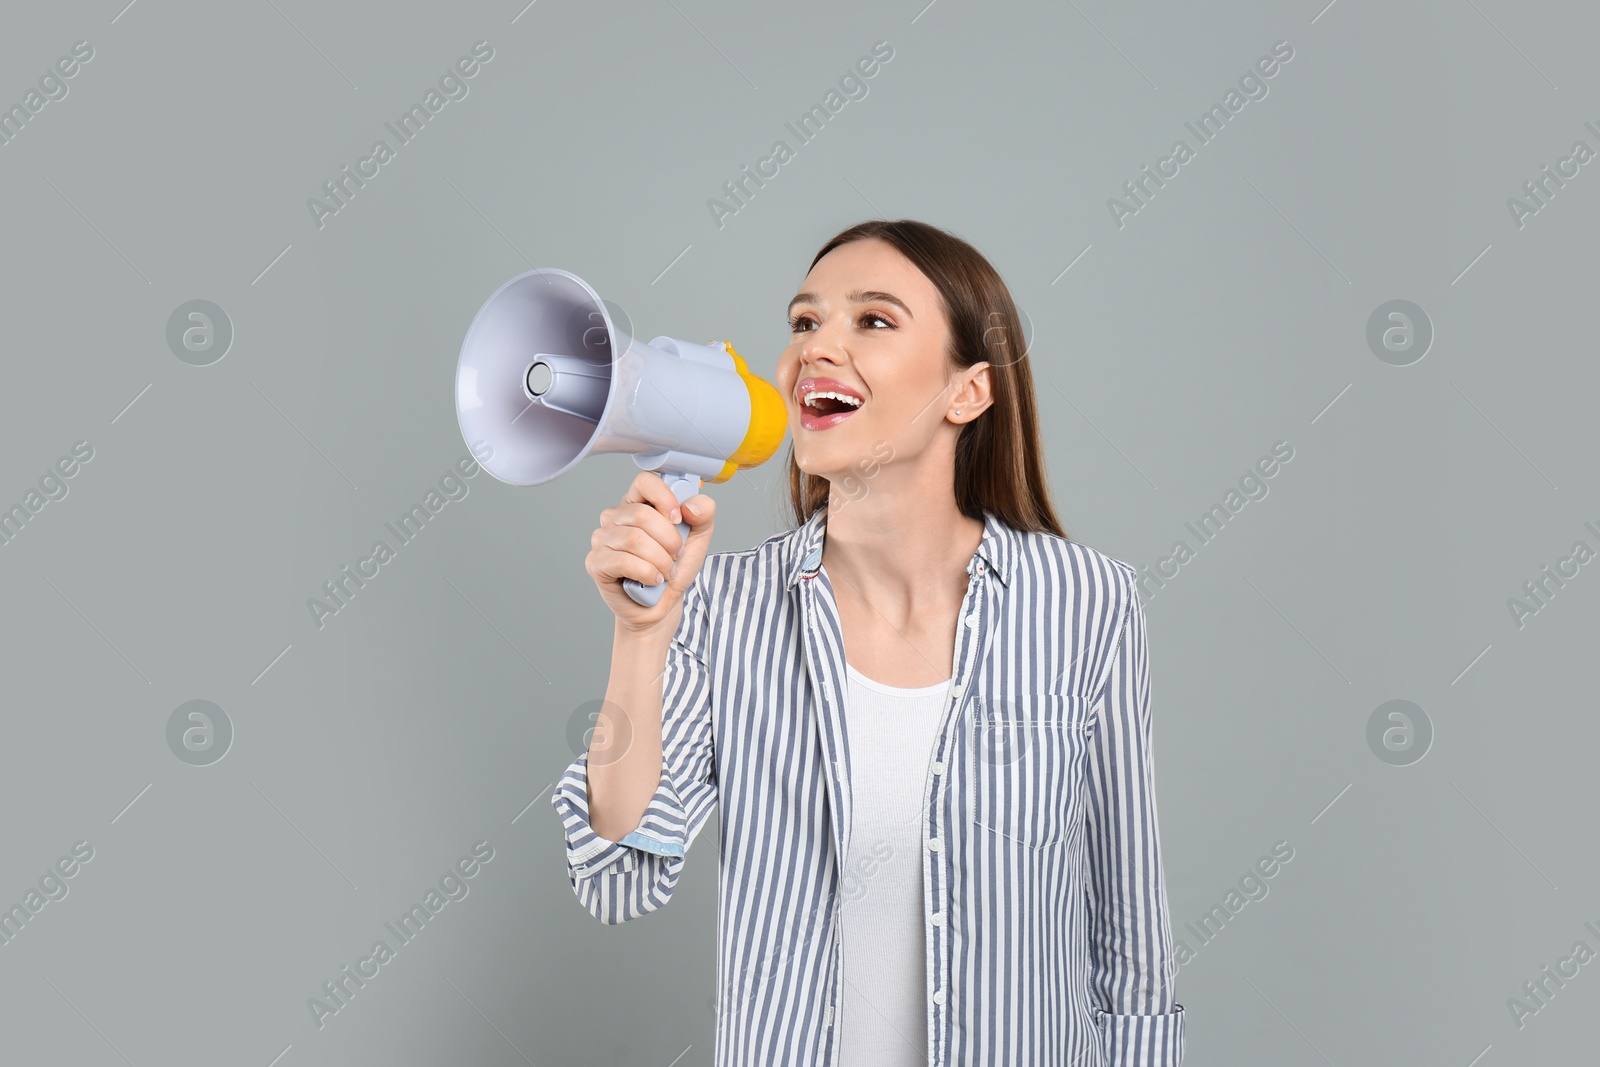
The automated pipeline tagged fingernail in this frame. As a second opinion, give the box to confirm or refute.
[671,507,682,523]
[655,571,666,584]
[685,501,700,516]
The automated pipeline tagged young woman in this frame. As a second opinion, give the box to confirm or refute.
[556,219,1185,1067]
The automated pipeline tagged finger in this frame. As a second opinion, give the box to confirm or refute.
[623,470,687,524]
[680,494,715,526]
[609,496,681,557]
[604,523,677,580]
[626,500,688,562]
[602,545,671,588]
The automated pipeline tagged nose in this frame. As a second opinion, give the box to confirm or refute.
[783,337,832,389]
[799,321,848,368]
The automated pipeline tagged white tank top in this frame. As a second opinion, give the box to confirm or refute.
[837,661,952,1067]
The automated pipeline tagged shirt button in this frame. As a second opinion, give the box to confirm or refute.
[931,761,945,774]
[932,990,947,1005]
[964,613,978,627]
[927,838,942,852]
[931,911,944,926]
[951,684,963,697]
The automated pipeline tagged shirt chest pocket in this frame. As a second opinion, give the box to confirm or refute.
[966,693,1096,850]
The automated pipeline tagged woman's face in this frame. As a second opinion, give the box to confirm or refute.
[777,238,972,483]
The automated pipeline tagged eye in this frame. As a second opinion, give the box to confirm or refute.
[787,311,896,332]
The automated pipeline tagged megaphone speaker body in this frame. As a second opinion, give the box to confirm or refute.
[456,267,786,606]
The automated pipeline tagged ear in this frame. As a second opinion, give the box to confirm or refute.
[950,362,993,420]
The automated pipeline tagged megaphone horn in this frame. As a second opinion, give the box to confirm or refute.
[455,267,787,607]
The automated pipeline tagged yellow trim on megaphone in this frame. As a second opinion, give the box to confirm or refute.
[708,342,788,484]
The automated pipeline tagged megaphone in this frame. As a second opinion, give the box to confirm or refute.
[455,267,788,607]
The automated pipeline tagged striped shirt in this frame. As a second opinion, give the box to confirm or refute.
[551,506,1186,1066]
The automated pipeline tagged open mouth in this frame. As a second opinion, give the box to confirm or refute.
[799,392,863,430]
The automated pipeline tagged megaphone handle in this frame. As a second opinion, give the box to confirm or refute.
[622,471,703,608]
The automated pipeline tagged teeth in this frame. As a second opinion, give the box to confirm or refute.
[802,390,864,410]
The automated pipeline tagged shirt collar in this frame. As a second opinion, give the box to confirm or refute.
[785,506,1017,589]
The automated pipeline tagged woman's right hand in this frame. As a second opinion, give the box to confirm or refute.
[588,471,716,634]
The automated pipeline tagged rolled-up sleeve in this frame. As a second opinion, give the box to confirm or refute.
[550,569,719,925]
[1083,565,1185,1065]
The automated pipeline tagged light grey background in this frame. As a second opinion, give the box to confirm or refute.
[1,0,1595,1064]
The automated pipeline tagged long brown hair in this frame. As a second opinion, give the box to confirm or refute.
[784,219,1068,540]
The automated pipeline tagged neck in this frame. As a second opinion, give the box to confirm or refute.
[819,490,982,616]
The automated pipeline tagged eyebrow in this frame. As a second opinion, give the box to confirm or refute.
[787,289,914,320]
